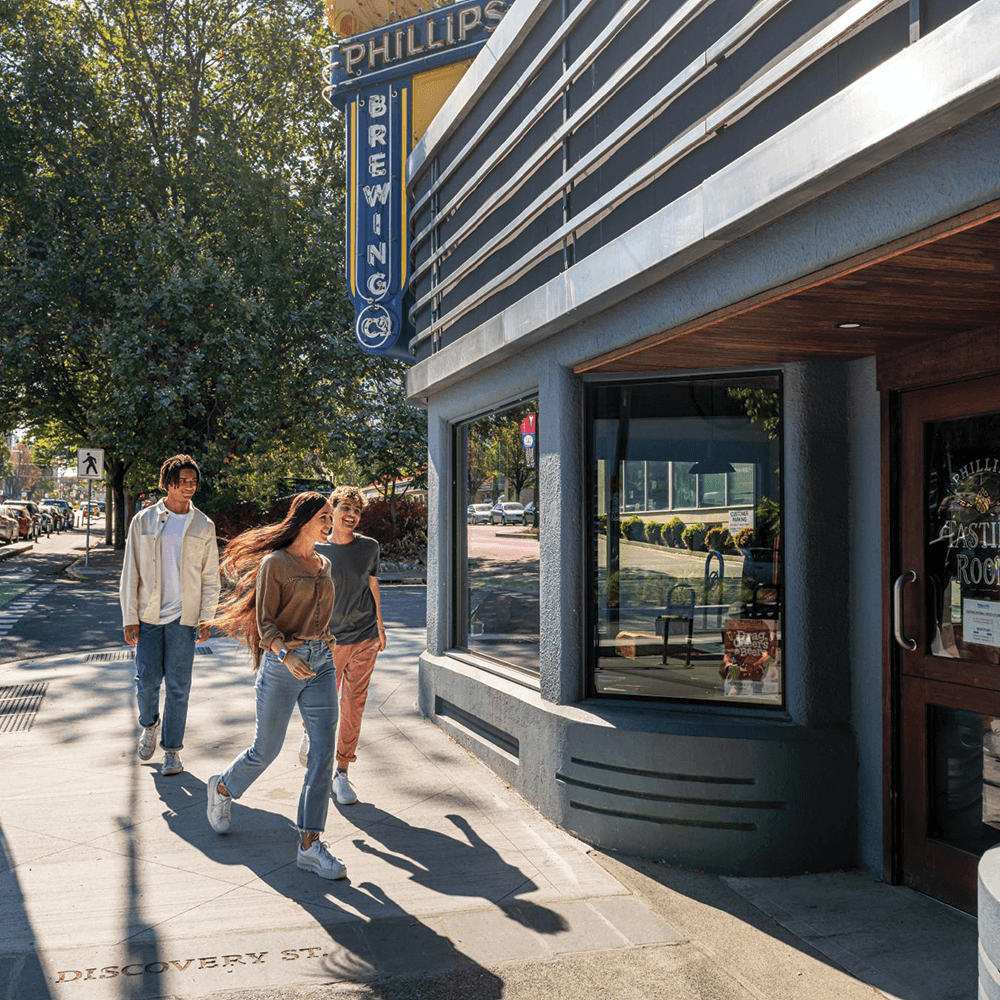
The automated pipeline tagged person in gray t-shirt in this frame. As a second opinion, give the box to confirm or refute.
[305,485,385,805]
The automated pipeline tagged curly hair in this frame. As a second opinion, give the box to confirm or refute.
[159,454,200,490]
[212,491,330,671]
[330,485,366,511]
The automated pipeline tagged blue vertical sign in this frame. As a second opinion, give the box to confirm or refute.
[346,83,410,359]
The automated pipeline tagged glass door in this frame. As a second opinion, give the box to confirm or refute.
[898,375,1000,912]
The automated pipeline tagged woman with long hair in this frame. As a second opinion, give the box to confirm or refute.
[205,491,347,879]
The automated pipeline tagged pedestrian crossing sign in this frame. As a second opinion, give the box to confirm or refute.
[77,448,105,479]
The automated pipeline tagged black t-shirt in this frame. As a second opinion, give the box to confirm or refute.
[315,535,381,643]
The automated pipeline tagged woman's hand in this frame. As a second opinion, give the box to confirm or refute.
[282,652,315,679]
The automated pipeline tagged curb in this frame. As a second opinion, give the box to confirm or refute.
[65,550,121,582]
[0,541,34,562]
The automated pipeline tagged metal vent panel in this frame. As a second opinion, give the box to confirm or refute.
[0,682,48,733]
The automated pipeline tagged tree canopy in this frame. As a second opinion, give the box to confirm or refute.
[0,0,421,543]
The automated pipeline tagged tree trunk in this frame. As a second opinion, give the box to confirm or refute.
[105,479,113,546]
[109,457,131,549]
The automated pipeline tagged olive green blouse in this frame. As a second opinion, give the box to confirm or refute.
[256,548,335,652]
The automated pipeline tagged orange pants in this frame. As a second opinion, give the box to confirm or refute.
[334,636,381,770]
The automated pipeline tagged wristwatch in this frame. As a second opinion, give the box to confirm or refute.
[278,647,289,661]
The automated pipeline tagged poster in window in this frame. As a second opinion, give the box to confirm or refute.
[722,618,780,701]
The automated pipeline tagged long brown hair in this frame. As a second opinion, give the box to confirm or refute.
[213,491,330,671]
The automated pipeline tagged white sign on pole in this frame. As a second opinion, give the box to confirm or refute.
[728,508,754,534]
[77,448,105,479]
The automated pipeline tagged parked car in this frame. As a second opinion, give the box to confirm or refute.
[0,509,18,545]
[467,503,493,524]
[523,501,537,525]
[42,498,73,530]
[2,504,36,540]
[19,501,50,537]
[490,501,525,525]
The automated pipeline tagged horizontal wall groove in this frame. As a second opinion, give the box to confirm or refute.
[569,799,757,831]
[570,755,755,785]
[435,696,520,759]
[558,772,785,809]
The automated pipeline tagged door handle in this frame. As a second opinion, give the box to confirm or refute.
[894,570,917,651]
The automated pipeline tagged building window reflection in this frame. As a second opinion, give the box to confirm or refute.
[588,375,783,706]
[455,399,539,674]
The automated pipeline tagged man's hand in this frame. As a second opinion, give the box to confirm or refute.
[377,625,386,652]
[123,625,139,646]
[282,652,315,680]
[198,624,211,642]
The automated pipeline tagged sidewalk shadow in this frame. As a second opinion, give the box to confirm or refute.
[342,802,569,934]
[0,823,56,999]
[152,772,511,994]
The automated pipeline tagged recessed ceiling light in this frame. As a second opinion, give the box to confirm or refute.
[836,321,862,329]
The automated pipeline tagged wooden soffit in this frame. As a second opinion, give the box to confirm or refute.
[575,199,1000,376]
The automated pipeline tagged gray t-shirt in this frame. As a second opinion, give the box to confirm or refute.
[315,534,381,644]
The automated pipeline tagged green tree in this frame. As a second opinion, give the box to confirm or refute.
[350,368,428,527]
[0,0,395,545]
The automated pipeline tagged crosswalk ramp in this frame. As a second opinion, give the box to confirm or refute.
[0,583,57,636]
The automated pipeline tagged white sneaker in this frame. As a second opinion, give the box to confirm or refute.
[333,770,358,805]
[297,840,347,880]
[206,775,232,833]
[161,750,183,775]
[137,723,159,761]
[298,731,309,767]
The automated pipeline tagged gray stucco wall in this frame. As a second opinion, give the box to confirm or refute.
[419,355,859,875]
[848,356,884,872]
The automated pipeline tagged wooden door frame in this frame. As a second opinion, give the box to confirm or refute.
[878,322,1000,885]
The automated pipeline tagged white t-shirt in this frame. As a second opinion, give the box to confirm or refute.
[158,510,192,624]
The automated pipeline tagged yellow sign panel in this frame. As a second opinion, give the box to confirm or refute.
[326,0,438,37]
[411,60,472,145]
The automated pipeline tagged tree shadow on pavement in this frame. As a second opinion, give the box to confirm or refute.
[152,773,524,995]
[0,822,57,1000]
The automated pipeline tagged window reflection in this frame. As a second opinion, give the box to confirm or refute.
[458,402,539,673]
[927,414,1000,663]
[928,706,1000,855]
[589,376,783,705]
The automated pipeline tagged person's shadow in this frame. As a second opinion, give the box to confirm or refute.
[343,803,570,935]
[150,771,563,992]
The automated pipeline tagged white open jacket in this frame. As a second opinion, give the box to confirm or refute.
[119,500,221,628]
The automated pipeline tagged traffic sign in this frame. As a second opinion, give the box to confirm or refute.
[77,448,105,479]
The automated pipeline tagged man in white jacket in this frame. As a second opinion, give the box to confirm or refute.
[120,455,220,776]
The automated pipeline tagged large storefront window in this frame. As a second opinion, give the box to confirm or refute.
[455,401,539,673]
[588,375,783,705]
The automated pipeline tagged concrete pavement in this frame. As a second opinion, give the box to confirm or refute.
[0,621,978,998]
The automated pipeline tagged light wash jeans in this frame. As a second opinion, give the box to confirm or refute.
[220,640,337,833]
[134,618,197,751]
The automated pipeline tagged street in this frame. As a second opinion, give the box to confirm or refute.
[0,525,427,665]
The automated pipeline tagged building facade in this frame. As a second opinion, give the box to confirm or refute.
[400,0,1000,959]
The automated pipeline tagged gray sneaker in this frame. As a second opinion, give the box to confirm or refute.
[137,723,160,761]
[206,775,232,834]
[298,730,309,767]
[297,840,347,880]
[161,750,183,776]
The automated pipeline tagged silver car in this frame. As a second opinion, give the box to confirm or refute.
[490,502,525,525]
[467,503,493,524]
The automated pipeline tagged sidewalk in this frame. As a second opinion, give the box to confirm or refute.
[0,630,976,1000]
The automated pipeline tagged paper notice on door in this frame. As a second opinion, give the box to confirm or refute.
[963,598,1000,647]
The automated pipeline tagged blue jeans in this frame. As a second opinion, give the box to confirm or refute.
[220,641,337,834]
[134,619,197,751]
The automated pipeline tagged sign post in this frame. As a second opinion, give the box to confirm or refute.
[77,448,105,568]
